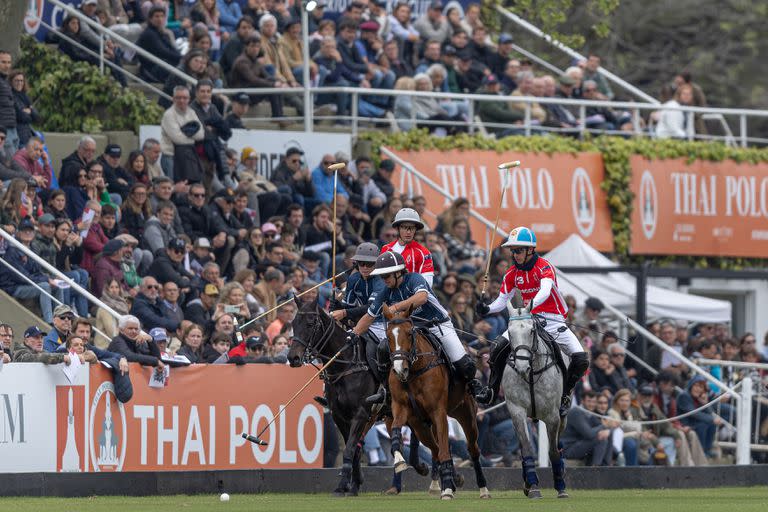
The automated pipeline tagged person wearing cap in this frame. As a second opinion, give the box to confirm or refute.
[580,296,609,336]
[225,93,250,130]
[270,147,315,208]
[635,384,680,465]
[488,33,514,77]
[381,207,435,287]
[131,276,180,332]
[42,304,75,352]
[414,1,450,44]
[352,250,489,404]
[477,73,525,137]
[99,144,133,200]
[232,336,272,364]
[475,226,589,411]
[0,217,66,323]
[147,237,194,290]
[190,237,214,276]
[91,238,128,297]
[11,136,51,188]
[185,283,220,327]
[14,325,77,365]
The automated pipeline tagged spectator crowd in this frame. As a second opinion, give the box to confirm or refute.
[0,0,755,472]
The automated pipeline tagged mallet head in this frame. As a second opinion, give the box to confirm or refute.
[498,160,522,170]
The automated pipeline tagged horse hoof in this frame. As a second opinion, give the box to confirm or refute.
[479,487,491,499]
[528,489,542,499]
[381,486,400,496]
[558,491,570,499]
[331,490,346,498]
[415,462,430,476]
[393,451,408,473]
[440,489,454,500]
[428,480,441,495]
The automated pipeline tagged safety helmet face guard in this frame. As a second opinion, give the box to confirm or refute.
[370,251,406,276]
[501,226,537,248]
[392,207,425,230]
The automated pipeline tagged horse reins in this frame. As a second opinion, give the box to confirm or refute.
[387,317,445,380]
[294,311,368,383]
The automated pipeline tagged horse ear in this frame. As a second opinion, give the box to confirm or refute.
[511,288,524,309]
[293,294,302,308]
[382,303,393,320]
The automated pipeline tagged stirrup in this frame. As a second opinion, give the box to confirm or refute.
[365,386,387,405]
[559,395,572,417]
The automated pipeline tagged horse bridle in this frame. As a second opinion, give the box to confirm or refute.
[293,310,339,365]
[388,317,418,366]
[508,313,545,376]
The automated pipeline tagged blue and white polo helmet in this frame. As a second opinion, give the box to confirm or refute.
[501,226,537,248]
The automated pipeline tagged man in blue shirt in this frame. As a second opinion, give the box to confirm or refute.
[352,251,490,403]
[311,154,349,205]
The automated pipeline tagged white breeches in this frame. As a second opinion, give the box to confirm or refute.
[502,313,583,356]
[428,321,467,362]
[370,323,386,342]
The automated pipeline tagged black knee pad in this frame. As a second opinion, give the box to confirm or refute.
[455,354,477,381]
[570,351,589,375]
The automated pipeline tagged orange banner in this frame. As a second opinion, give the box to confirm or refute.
[629,156,768,257]
[386,148,614,251]
[85,364,323,472]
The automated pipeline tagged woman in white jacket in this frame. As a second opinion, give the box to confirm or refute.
[655,84,694,139]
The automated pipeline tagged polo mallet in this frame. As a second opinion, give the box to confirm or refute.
[480,160,521,298]
[237,269,349,331]
[242,342,348,446]
[328,162,346,292]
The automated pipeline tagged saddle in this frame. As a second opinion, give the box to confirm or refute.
[413,324,453,382]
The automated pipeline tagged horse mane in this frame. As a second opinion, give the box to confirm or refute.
[510,288,525,309]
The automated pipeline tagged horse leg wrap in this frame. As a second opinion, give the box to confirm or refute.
[521,456,539,487]
[338,460,353,490]
[390,427,402,457]
[552,456,566,492]
[439,460,457,492]
[564,352,589,395]
[376,338,391,374]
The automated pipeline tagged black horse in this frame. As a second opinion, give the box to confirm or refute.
[288,298,427,496]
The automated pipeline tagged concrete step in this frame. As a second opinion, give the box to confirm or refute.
[0,289,50,352]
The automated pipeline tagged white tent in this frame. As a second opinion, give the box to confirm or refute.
[544,235,732,323]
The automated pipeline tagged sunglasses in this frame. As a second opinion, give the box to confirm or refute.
[358,261,375,267]
[191,193,206,198]
[146,285,161,290]
[511,248,527,254]
[58,315,74,321]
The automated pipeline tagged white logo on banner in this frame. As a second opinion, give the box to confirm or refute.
[640,170,658,240]
[571,167,596,237]
[24,0,44,34]
[89,382,127,472]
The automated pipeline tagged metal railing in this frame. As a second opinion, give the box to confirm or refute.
[496,5,659,104]
[215,85,768,146]
[38,0,196,86]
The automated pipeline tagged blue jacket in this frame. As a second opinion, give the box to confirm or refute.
[44,328,69,353]
[216,0,242,33]
[311,166,349,204]
[0,244,48,291]
[344,271,384,323]
[130,293,180,332]
[678,375,716,427]
[368,273,448,323]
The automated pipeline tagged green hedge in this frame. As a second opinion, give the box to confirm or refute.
[360,130,768,268]
[15,36,162,133]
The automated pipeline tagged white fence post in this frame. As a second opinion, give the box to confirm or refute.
[736,375,753,465]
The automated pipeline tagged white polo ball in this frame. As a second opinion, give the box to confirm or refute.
[220,493,230,502]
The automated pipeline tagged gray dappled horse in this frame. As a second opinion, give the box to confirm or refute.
[501,290,569,498]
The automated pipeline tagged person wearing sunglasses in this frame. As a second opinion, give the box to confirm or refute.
[475,226,589,413]
[380,207,435,287]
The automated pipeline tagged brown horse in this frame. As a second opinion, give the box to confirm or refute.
[382,304,490,500]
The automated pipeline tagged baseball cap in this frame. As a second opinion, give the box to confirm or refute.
[285,147,304,157]
[499,33,513,44]
[53,304,75,318]
[246,336,265,349]
[102,238,125,257]
[168,238,186,252]
[105,144,122,158]
[195,237,212,249]
[38,213,56,225]
[482,74,499,86]
[149,327,168,343]
[443,45,457,56]
[359,20,379,32]
[457,50,473,62]
[639,385,655,396]
[24,326,46,338]
[204,283,220,296]
[82,0,98,5]
[232,92,251,105]
[18,217,35,231]
[429,0,443,9]
[585,297,605,311]
[558,74,577,86]
[214,187,236,202]
[261,222,278,234]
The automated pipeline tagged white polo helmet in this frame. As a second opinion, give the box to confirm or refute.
[501,226,537,248]
[392,207,425,230]
[370,251,406,276]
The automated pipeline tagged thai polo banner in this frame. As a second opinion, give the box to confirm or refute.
[629,156,768,257]
[85,364,323,472]
[385,148,614,252]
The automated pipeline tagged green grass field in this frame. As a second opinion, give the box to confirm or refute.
[0,488,766,512]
